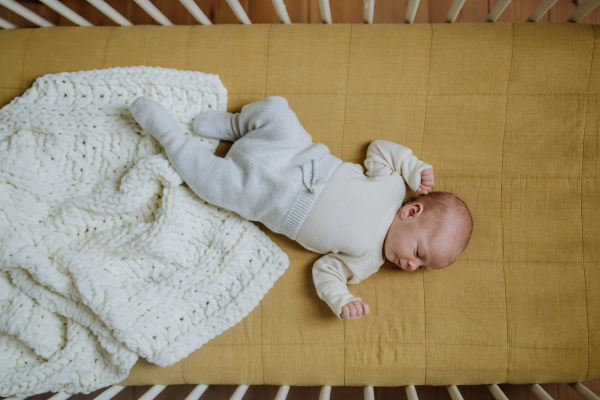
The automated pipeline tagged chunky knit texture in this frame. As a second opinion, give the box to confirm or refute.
[0,66,289,397]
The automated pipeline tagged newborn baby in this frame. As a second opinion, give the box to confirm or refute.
[131,96,473,320]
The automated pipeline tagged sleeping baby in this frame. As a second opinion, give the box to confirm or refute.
[130,96,473,320]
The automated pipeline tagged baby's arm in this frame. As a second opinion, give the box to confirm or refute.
[313,254,369,320]
[364,140,433,193]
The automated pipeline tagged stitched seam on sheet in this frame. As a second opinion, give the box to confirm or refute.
[340,25,352,168]
[227,93,593,96]
[419,25,433,162]
[264,25,272,99]
[448,259,589,264]
[261,24,272,386]
[500,22,514,384]
[145,26,155,66]
[385,259,596,264]
[102,27,115,68]
[429,176,586,179]
[341,24,353,386]
[185,26,192,71]
[205,343,590,349]
[419,23,434,385]
[181,28,193,387]
[20,29,35,92]
[581,23,595,381]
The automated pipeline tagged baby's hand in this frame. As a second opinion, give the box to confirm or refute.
[418,168,434,195]
[340,300,370,320]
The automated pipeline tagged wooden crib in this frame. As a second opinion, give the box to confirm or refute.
[1,1,600,400]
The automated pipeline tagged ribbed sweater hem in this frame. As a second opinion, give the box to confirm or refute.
[281,154,342,240]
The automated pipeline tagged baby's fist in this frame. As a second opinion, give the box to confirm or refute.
[340,300,370,320]
[418,168,434,195]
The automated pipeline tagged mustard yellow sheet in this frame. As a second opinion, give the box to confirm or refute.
[0,23,598,386]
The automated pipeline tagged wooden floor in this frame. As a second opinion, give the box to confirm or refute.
[6,381,599,400]
[1,1,600,400]
[2,0,600,26]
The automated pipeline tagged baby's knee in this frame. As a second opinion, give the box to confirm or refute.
[192,110,234,139]
[261,96,288,108]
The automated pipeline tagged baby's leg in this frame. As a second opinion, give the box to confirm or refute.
[131,97,247,211]
[193,96,296,142]
[193,110,240,142]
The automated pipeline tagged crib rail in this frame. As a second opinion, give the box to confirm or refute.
[0,0,599,29]
[3,383,600,400]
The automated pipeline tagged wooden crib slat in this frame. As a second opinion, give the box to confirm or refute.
[132,0,173,25]
[444,0,467,22]
[566,0,600,22]
[568,383,600,400]
[138,385,167,400]
[364,386,375,400]
[86,0,132,25]
[319,386,332,400]
[229,385,249,400]
[0,15,16,28]
[272,0,292,23]
[529,384,555,400]
[183,384,209,400]
[0,0,54,26]
[363,0,375,23]
[318,0,332,23]
[447,386,466,400]
[179,0,212,24]
[526,0,560,21]
[487,384,510,400]
[485,0,512,21]
[275,385,290,400]
[38,0,92,25]
[406,385,419,400]
[92,386,126,400]
[48,393,71,400]
[447,385,466,400]
[405,0,421,23]
[224,0,252,24]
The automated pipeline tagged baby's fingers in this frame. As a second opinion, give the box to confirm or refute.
[352,301,364,316]
[340,305,349,319]
[421,168,433,178]
[348,303,357,318]
[417,186,430,195]
[341,301,370,320]
[361,302,370,316]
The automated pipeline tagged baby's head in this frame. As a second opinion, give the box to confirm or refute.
[382,191,473,272]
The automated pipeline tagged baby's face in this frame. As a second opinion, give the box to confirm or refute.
[382,203,455,272]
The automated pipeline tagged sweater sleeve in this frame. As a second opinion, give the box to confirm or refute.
[312,254,362,319]
[364,140,433,192]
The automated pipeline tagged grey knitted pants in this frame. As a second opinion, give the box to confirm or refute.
[131,96,341,239]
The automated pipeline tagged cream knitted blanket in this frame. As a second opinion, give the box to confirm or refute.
[0,66,289,397]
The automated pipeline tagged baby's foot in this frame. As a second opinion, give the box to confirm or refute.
[131,96,181,142]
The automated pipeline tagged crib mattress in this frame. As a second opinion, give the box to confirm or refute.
[1,23,598,386]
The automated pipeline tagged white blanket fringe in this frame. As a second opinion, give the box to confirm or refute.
[0,66,289,397]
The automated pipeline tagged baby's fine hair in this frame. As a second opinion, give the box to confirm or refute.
[409,191,473,260]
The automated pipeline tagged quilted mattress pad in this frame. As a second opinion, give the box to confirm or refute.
[0,22,598,386]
